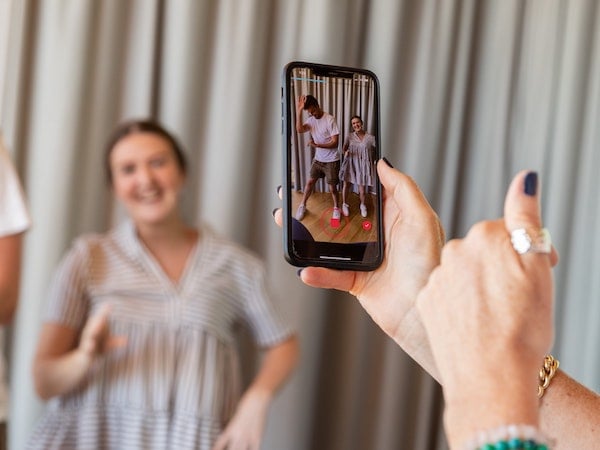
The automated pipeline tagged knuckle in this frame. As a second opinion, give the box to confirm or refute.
[468,220,496,239]
[440,238,461,260]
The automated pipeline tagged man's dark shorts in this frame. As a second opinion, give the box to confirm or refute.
[310,160,340,185]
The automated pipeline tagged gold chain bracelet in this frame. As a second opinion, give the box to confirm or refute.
[538,354,559,398]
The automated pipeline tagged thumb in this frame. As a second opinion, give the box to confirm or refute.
[503,170,558,266]
[85,303,112,337]
[377,158,445,245]
[377,159,434,216]
[503,170,542,231]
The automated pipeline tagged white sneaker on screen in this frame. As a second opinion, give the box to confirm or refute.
[296,204,306,221]
[342,203,350,217]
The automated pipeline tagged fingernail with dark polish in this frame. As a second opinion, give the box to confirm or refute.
[382,157,394,168]
[296,269,304,278]
[272,208,279,217]
[524,172,538,196]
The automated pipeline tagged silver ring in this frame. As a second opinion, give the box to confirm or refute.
[510,228,552,254]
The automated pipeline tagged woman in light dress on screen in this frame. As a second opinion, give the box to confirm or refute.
[339,115,376,218]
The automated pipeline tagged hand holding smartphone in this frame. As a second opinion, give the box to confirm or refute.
[282,61,384,270]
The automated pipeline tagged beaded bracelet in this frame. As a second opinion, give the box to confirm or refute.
[462,424,552,450]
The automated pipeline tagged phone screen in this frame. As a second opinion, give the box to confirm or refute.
[282,61,383,270]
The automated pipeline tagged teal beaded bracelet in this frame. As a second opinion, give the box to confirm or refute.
[463,424,552,450]
[479,438,548,449]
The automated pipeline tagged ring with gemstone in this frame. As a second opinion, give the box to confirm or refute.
[510,228,552,254]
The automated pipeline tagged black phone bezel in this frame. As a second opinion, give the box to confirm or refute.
[281,61,384,271]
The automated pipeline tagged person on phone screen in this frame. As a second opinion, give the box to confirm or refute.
[28,120,299,450]
[0,133,31,450]
[339,115,376,218]
[294,94,341,222]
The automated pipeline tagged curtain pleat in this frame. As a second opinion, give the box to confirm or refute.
[1,1,599,449]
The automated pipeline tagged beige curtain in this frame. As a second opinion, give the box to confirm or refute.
[1,1,599,449]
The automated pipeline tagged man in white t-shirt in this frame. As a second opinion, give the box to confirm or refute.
[295,95,341,222]
[0,134,31,450]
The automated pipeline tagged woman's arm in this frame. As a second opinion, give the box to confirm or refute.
[342,136,350,154]
[33,304,126,400]
[32,323,90,400]
[246,335,299,399]
[0,232,24,324]
[213,335,300,450]
[540,370,600,449]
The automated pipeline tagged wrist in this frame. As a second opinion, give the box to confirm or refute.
[443,360,540,448]
[244,385,274,403]
[392,306,441,381]
[237,386,273,416]
[461,424,552,450]
[445,396,540,449]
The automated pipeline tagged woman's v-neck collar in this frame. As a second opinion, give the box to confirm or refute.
[117,220,204,293]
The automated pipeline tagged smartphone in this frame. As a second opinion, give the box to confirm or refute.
[282,61,384,270]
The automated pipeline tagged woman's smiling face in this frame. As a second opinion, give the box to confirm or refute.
[351,117,363,132]
[109,132,185,226]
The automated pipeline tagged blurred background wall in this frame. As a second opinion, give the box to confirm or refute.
[1,1,599,449]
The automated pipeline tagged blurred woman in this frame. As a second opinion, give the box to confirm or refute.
[28,120,299,450]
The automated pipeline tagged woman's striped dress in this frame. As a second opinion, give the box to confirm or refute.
[339,132,376,187]
[27,221,294,449]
